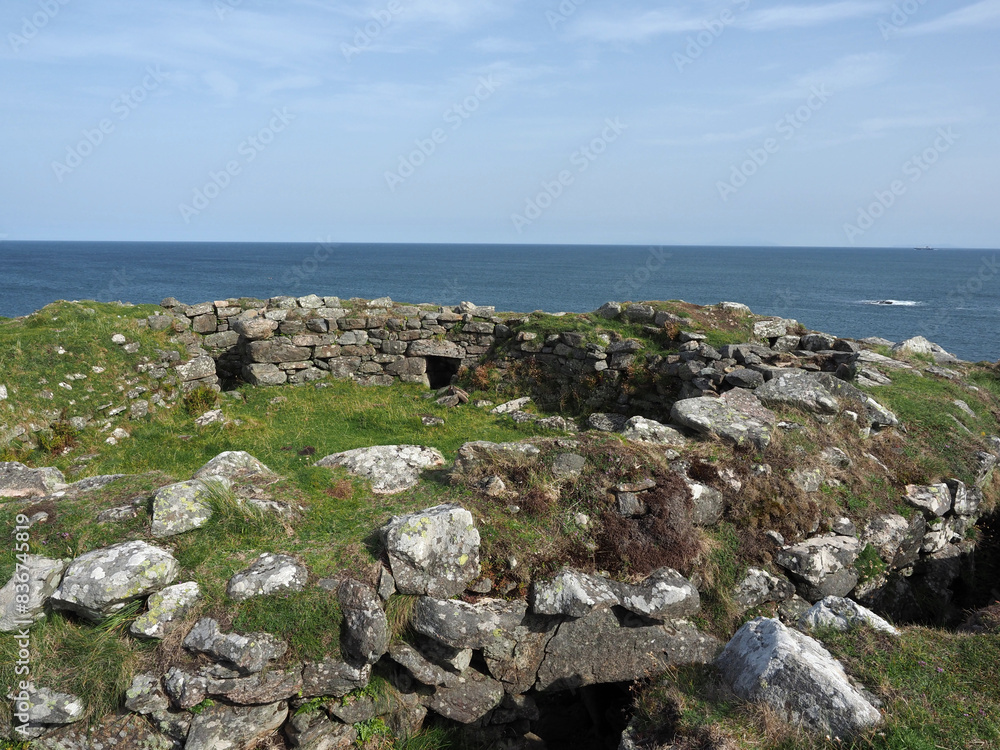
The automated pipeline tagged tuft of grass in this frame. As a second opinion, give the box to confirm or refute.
[230,589,342,662]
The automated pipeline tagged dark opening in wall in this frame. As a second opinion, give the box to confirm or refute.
[426,356,461,389]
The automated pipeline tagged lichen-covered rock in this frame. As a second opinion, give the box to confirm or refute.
[381,504,480,597]
[130,581,201,639]
[0,461,65,498]
[315,445,444,494]
[732,567,796,613]
[124,673,171,715]
[535,609,720,691]
[183,617,288,675]
[799,596,899,635]
[16,684,84,736]
[860,514,908,565]
[226,553,308,600]
[755,370,840,414]
[192,450,274,480]
[0,555,66,631]
[716,617,881,738]
[687,480,725,526]
[903,483,952,517]
[184,701,288,750]
[412,596,508,649]
[337,579,388,667]
[531,569,619,618]
[425,668,505,724]
[670,391,774,450]
[300,659,371,698]
[490,397,532,414]
[151,478,231,537]
[613,568,700,620]
[50,541,179,622]
[620,416,686,445]
[285,710,357,749]
[586,413,630,432]
[231,317,279,340]
[775,535,861,602]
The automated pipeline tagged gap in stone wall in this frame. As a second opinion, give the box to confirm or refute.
[426,356,462,389]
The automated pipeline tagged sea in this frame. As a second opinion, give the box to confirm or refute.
[1,241,998,362]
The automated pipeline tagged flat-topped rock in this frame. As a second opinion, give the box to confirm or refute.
[316,444,444,494]
[192,450,274,480]
[226,553,308,600]
[0,461,66,498]
[671,391,774,450]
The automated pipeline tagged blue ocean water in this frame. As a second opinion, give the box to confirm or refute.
[1,241,997,362]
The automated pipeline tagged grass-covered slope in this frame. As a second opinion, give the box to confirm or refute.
[1,299,999,749]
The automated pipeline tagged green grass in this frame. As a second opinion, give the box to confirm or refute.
[865,369,1000,486]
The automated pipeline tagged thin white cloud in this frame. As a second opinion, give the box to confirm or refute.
[762,52,897,101]
[567,1,884,43]
[900,0,1000,35]
[742,1,884,31]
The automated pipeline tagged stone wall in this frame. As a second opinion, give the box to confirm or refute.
[151,295,503,390]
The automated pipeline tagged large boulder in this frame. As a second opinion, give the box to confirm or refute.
[535,608,720,691]
[0,555,66,631]
[192,451,274,480]
[226,553,308,600]
[670,391,774,450]
[381,504,480,598]
[775,535,861,602]
[315,445,445,494]
[337,579,389,667]
[49,541,180,622]
[0,462,65,498]
[150,478,230,537]
[716,617,881,738]
[755,370,840,414]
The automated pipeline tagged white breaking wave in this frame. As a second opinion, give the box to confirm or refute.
[859,299,925,307]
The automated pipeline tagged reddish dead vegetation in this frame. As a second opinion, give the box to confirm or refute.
[595,469,701,578]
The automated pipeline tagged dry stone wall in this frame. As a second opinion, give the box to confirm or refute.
[152,295,502,389]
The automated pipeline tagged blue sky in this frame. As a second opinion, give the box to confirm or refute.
[1,0,998,247]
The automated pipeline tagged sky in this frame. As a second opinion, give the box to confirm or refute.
[1,0,998,247]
